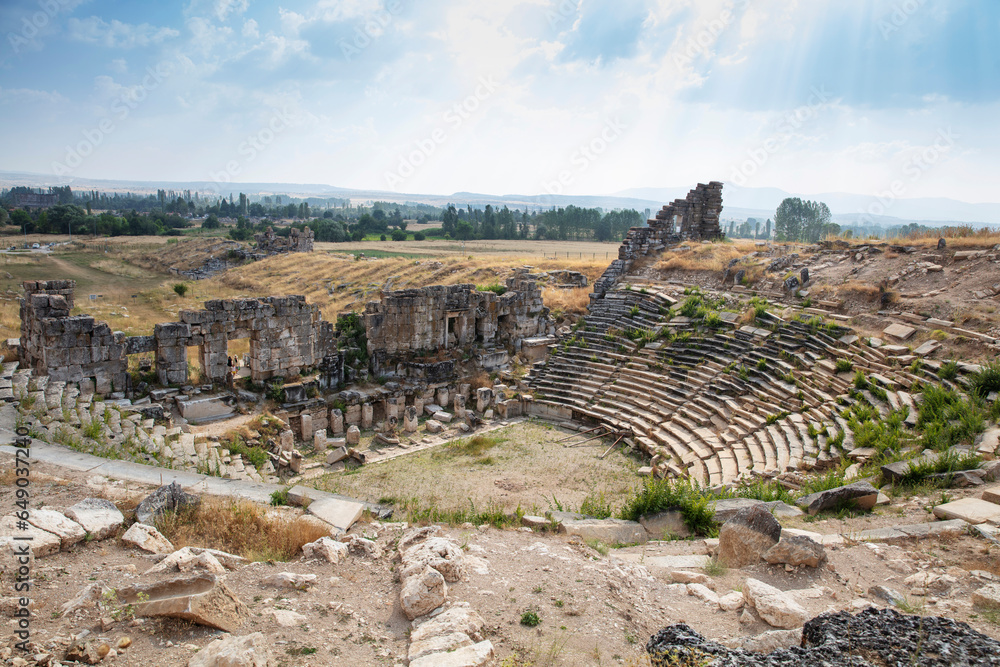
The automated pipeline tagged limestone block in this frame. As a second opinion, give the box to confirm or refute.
[63,498,124,540]
[346,425,361,446]
[476,388,492,413]
[361,403,373,429]
[313,430,327,452]
[345,404,361,426]
[26,508,86,549]
[330,408,344,435]
[404,406,419,433]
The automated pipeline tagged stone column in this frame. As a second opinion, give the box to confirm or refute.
[403,406,418,433]
[361,403,373,429]
[330,408,344,435]
[476,387,493,413]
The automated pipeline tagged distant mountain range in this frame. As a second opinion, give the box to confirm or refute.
[2,171,998,228]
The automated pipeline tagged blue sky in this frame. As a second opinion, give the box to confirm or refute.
[0,0,997,201]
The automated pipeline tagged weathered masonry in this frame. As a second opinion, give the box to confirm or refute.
[20,281,128,393]
[592,182,724,299]
[20,272,550,392]
[20,280,333,390]
[254,226,314,255]
[363,269,551,375]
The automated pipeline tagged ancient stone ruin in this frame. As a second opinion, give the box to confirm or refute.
[364,269,550,377]
[20,280,128,394]
[655,181,724,241]
[19,271,549,396]
[254,226,314,255]
[592,182,724,299]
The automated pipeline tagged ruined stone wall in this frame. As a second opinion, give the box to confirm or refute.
[20,281,127,393]
[363,268,549,363]
[254,226,314,255]
[20,281,334,391]
[155,296,332,385]
[591,181,724,299]
[654,181,724,241]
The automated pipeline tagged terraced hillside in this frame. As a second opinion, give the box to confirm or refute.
[529,282,938,488]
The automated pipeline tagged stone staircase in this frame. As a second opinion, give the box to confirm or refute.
[529,286,921,488]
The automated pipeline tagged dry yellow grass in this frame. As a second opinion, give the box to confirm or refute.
[154,497,329,561]
[836,281,881,302]
[542,286,591,316]
[655,239,758,272]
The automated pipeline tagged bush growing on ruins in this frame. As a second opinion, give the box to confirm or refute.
[619,478,715,536]
[853,370,869,390]
[478,283,507,296]
[969,360,1000,399]
[835,359,853,373]
[579,491,613,519]
[172,283,188,297]
[937,360,959,381]
[679,295,703,318]
[704,312,722,329]
[917,384,989,450]
[898,450,983,488]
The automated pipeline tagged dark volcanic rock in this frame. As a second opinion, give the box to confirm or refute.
[647,607,1000,666]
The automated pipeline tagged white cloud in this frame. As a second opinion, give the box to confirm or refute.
[68,16,180,48]
[109,58,128,73]
[184,0,249,22]
[242,18,259,38]
[0,87,66,105]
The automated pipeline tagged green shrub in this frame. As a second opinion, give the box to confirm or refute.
[225,436,269,471]
[413,231,425,241]
[172,283,188,297]
[733,480,793,504]
[969,360,1000,399]
[679,295,703,318]
[756,358,768,371]
[619,478,715,536]
[520,610,540,627]
[799,469,848,496]
[478,283,507,296]
[579,492,613,519]
[629,305,640,317]
[937,361,959,381]
[704,312,722,329]
[835,359,853,373]
[898,450,983,487]
[917,384,988,450]
[853,370,869,390]
[391,229,407,241]
[270,487,290,506]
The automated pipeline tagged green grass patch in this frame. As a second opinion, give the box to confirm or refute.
[618,478,715,536]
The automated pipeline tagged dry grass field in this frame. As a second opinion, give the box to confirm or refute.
[0,235,613,343]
